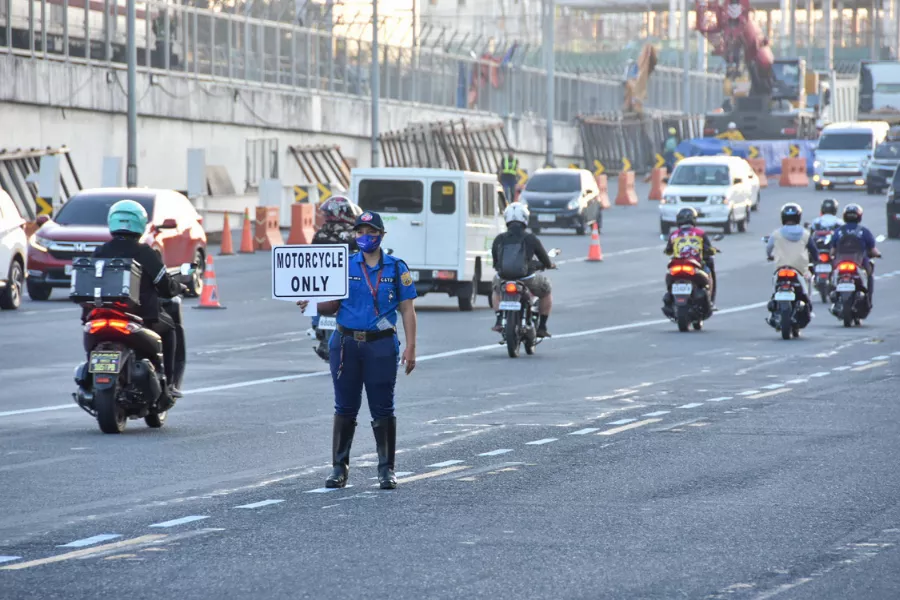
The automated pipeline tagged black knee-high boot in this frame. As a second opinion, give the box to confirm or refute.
[325,415,356,488]
[372,417,397,489]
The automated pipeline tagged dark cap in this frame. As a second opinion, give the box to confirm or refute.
[354,210,385,232]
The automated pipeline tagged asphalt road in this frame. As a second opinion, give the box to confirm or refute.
[1,182,899,599]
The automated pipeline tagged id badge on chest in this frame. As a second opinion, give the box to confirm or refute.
[376,317,393,331]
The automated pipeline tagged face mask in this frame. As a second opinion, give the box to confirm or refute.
[357,233,382,253]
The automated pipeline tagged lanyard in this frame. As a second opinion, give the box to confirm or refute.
[360,262,384,318]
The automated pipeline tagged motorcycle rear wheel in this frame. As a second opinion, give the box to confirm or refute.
[505,316,519,358]
[145,411,167,428]
[676,312,690,332]
[781,307,793,340]
[95,385,126,434]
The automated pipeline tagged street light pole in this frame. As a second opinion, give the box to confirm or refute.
[371,0,380,168]
[126,0,137,187]
[544,0,555,167]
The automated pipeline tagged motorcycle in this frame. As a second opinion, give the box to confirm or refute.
[307,248,392,362]
[828,234,886,327]
[810,228,836,303]
[659,234,723,332]
[497,248,560,358]
[70,257,196,434]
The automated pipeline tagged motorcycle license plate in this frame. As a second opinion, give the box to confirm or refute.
[836,282,856,292]
[499,301,521,311]
[671,283,692,295]
[814,264,832,274]
[774,290,795,301]
[318,316,337,330]
[537,214,556,223]
[89,351,123,374]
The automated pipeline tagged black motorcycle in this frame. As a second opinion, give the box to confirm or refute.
[810,228,836,303]
[828,235,885,327]
[497,249,560,358]
[660,234,722,332]
[70,257,194,434]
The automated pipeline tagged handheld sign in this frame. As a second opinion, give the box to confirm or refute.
[272,245,349,308]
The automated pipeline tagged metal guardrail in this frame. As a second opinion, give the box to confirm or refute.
[378,119,511,174]
[577,113,705,175]
[0,146,82,221]
[287,145,352,190]
[0,1,724,118]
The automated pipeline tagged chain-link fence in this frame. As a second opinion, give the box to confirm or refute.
[0,0,724,118]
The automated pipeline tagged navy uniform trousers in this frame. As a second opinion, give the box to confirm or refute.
[328,332,399,420]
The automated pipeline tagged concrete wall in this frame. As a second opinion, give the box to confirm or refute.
[0,54,582,193]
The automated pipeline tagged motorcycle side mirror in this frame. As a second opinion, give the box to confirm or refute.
[712,233,725,241]
[876,234,886,243]
[761,236,770,243]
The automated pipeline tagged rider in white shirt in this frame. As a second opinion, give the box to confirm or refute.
[810,198,844,231]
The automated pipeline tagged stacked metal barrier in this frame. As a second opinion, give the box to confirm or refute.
[378,120,512,174]
[0,146,82,221]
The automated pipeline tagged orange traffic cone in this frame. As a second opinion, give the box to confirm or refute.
[192,255,227,310]
[587,223,603,262]
[239,208,254,254]
[219,213,234,256]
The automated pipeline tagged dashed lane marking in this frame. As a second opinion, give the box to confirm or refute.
[0,556,21,564]
[427,460,465,468]
[478,449,514,456]
[607,418,637,425]
[57,534,122,548]
[871,355,889,360]
[706,397,732,402]
[746,388,792,400]
[833,366,851,371]
[642,410,670,417]
[597,418,662,436]
[525,438,558,445]
[762,383,786,390]
[0,534,167,571]
[305,485,354,494]
[852,360,871,366]
[569,428,600,435]
[738,390,760,396]
[810,372,831,378]
[395,465,470,484]
[235,499,284,509]
[786,379,808,384]
[677,403,704,409]
[852,360,889,372]
[148,516,209,528]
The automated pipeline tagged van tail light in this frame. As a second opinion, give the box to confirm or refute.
[669,264,696,276]
[777,268,798,278]
[837,261,858,273]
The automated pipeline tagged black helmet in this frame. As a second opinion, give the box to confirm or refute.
[676,207,698,227]
[780,202,802,225]
[843,203,863,223]
[820,198,838,215]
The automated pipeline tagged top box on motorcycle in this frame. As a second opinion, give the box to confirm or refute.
[69,257,142,309]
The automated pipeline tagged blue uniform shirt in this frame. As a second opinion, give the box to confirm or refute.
[336,252,418,332]
[831,223,876,265]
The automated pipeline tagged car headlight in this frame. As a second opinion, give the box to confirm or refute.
[708,195,726,204]
[663,194,678,203]
[29,234,50,252]
[566,199,580,210]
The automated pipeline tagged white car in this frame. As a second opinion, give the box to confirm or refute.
[659,156,760,235]
[0,189,27,310]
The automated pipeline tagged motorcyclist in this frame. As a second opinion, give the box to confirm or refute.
[309,196,362,358]
[811,198,843,231]
[662,127,678,173]
[664,207,718,310]
[89,200,186,402]
[765,202,818,314]
[491,203,556,338]
[830,204,882,309]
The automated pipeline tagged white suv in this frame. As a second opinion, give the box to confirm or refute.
[659,156,759,235]
[0,190,27,310]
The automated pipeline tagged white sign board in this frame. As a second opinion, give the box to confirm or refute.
[272,245,349,308]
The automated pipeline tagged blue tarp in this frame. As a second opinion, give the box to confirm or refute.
[675,139,818,176]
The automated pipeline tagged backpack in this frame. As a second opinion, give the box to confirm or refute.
[498,235,529,280]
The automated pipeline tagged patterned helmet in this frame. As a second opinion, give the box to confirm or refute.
[319,195,361,225]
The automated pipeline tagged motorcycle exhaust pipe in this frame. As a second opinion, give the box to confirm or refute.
[132,358,163,403]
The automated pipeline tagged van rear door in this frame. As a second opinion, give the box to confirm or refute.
[357,177,427,265]
[424,178,461,267]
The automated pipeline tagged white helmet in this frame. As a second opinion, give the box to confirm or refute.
[728,122,737,130]
[504,202,530,225]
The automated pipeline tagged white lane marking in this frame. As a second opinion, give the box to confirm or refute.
[478,449,514,456]
[235,499,284,509]
[852,360,871,366]
[642,410,671,417]
[597,418,662,436]
[746,388,792,400]
[305,485,355,494]
[569,428,600,435]
[555,245,659,265]
[810,372,831,378]
[0,300,784,418]
[706,397,732,402]
[677,403,704,409]
[0,556,22,563]
[852,360,889,372]
[786,379,808,384]
[833,366,852,371]
[762,383,786,390]
[871,355,889,361]
[738,390,760,396]
[148,516,209,528]
[57,534,122,548]
[525,438,558,445]
[607,418,637,425]
[427,460,465,468]
[892,352,900,357]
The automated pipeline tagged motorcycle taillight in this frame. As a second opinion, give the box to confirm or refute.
[818,253,830,263]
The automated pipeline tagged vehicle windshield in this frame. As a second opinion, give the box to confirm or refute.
[525,173,581,193]
[53,195,155,226]
[772,62,801,88]
[668,164,730,186]
[874,142,900,159]
[816,133,873,150]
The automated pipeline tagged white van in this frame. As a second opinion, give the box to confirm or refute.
[350,168,507,311]
[813,121,890,191]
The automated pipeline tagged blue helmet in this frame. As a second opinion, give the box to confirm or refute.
[108,199,148,235]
